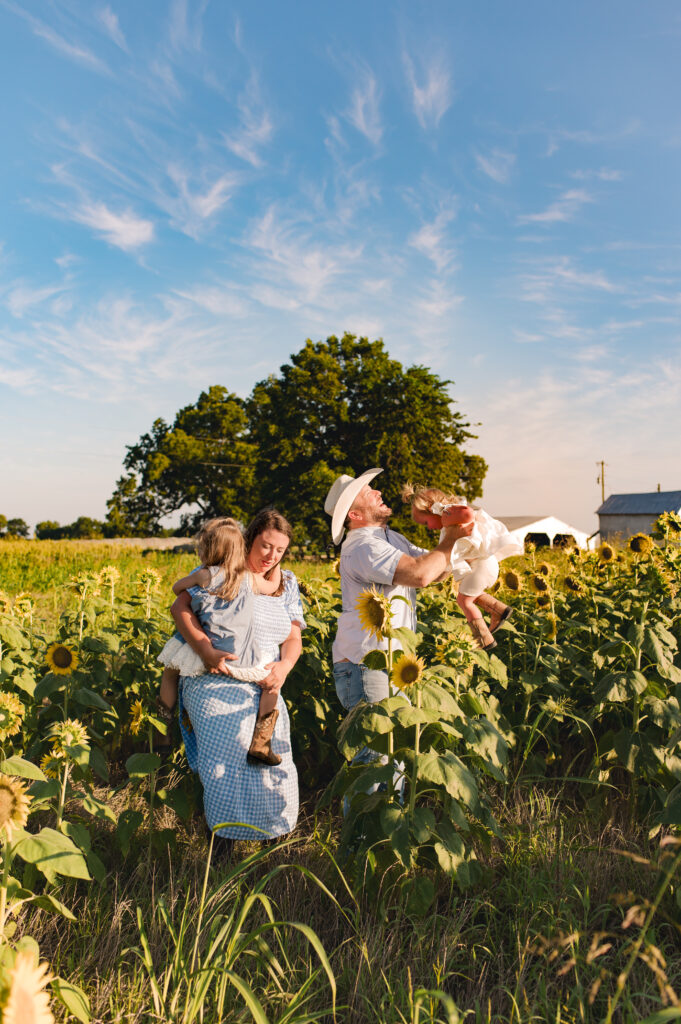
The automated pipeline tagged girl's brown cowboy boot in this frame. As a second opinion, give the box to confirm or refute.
[247,710,282,766]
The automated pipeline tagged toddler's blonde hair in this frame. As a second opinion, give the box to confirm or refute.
[401,482,463,512]
[196,517,246,601]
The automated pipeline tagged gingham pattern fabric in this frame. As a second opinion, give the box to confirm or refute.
[178,570,305,841]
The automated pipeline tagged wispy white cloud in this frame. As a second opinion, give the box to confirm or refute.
[222,74,273,167]
[69,200,154,250]
[545,120,640,157]
[5,281,70,319]
[97,5,128,52]
[161,166,238,237]
[403,51,452,130]
[408,208,457,273]
[475,148,515,184]
[168,0,208,53]
[2,0,110,74]
[518,188,593,225]
[570,167,623,182]
[345,71,383,146]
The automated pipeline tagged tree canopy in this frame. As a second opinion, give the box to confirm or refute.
[106,334,487,550]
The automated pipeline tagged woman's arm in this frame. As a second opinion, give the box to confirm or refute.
[170,591,237,673]
[171,567,211,596]
[259,623,302,692]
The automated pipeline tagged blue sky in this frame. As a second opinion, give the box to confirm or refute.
[1,1,680,535]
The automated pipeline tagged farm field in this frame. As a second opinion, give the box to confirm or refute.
[0,522,680,1023]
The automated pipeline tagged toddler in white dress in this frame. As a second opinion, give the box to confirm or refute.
[402,484,523,651]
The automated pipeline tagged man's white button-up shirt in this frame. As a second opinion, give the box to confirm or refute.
[332,525,427,665]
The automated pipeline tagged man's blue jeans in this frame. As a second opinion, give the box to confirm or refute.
[333,661,404,804]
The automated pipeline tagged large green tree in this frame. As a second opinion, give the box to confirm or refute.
[248,334,486,549]
[107,386,257,534]
[106,336,486,547]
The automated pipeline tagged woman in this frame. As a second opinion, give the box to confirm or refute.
[171,508,305,842]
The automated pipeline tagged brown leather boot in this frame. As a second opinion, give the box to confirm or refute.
[247,710,282,766]
[474,593,513,633]
[468,616,497,651]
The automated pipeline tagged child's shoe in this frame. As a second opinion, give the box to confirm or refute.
[468,617,497,652]
[247,710,282,766]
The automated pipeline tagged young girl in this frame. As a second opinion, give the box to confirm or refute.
[402,484,524,651]
[156,517,283,766]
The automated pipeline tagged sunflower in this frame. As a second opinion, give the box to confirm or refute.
[391,653,425,691]
[530,574,549,594]
[598,543,615,563]
[503,569,522,592]
[564,575,583,594]
[489,579,501,595]
[356,586,392,641]
[629,533,653,555]
[98,565,121,587]
[0,591,12,615]
[298,580,313,600]
[69,572,100,599]
[545,614,558,642]
[2,949,55,1024]
[52,718,89,755]
[129,700,146,736]
[12,593,34,620]
[536,594,551,608]
[525,541,536,554]
[0,692,25,741]
[45,643,78,676]
[39,752,65,780]
[536,562,552,576]
[0,775,31,839]
[136,568,162,594]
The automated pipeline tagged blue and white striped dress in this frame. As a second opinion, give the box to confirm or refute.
[179,570,305,841]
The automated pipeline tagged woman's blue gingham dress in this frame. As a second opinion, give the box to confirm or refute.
[179,571,306,841]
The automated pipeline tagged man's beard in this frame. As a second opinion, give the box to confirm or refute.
[365,505,392,526]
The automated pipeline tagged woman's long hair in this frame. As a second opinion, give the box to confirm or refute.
[196,517,246,600]
[244,508,293,596]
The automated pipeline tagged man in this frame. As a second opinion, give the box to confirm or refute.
[324,467,471,713]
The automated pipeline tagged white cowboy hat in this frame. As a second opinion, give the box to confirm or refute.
[324,468,383,545]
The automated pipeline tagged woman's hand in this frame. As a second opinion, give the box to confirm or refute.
[257,660,289,692]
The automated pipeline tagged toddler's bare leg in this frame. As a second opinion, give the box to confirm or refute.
[259,688,279,716]
[474,592,512,632]
[159,668,179,710]
[456,591,497,651]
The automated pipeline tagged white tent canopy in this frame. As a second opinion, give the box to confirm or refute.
[495,515,592,550]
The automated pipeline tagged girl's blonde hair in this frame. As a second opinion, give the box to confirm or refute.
[401,482,462,512]
[196,517,246,601]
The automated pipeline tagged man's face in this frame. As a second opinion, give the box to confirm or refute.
[349,483,392,526]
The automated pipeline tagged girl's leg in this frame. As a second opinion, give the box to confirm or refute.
[247,688,282,767]
[159,668,179,711]
[474,592,513,632]
[457,559,500,651]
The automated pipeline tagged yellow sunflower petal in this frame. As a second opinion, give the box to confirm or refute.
[45,643,78,676]
[2,949,55,1024]
[391,653,425,690]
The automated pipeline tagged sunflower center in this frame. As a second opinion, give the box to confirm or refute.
[52,647,73,669]
[366,599,386,628]
[401,665,420,685]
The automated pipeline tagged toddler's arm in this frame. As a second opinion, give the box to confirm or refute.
[171,566,211,595]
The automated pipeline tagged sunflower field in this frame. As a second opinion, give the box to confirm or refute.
[0,514,680,1023]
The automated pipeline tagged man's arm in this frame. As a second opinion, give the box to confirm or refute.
[170,591,236,673]
[392,524,472,588]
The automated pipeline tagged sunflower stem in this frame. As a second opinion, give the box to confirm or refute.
[56,760,70,829]
[387,635,394,761]
[408,686,421,821]
[147,723,156,864]
[0,842,11,943]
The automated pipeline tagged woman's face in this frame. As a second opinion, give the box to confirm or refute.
[248,528,290,574]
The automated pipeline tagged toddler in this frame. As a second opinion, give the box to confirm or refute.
[402,484,524,651]
[157,517,283,766]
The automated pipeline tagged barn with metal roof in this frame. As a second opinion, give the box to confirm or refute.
[597,490,681,541]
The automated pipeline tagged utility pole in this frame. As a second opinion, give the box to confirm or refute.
[596,461,606,505]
